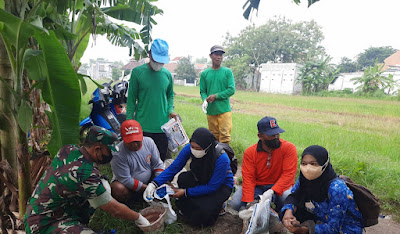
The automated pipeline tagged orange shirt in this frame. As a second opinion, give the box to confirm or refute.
[241,139,297,202]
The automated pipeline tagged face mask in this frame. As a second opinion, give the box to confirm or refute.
[149,60,163,71]
[264,138,281,149]
[300,157,329,180]
[190,143,212,159]
[97,150,113,164]
[191,148,206,158]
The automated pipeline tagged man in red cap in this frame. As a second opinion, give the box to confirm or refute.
[110,120,164,203]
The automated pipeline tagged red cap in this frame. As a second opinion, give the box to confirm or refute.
[121,120,143,143]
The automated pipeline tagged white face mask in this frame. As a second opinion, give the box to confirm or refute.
[190,143,212,159]
[191,148,206,158]
[300,157,329,180]
[149,60,163,71]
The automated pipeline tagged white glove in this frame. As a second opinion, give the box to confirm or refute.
[143,183,156,202]
[261,189,274,202]
[135,214,151,226]
[202,100,208,114]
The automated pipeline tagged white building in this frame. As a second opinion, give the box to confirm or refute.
[259,63,302,94]
[329,71,400,95]
[90,60,114,80]
[328,72,363,92]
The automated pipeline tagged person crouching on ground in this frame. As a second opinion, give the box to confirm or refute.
[229,116,297,213]
[110,120,164,203]
[24,126,150,233]
[281,145,363,234]
[143,127,234,227]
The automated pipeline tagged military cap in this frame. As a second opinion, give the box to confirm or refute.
[85,126,119,152]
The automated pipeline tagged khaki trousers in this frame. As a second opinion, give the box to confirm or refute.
[206,111,232,144]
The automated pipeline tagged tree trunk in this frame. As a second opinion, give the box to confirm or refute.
[0,37,18,180]
[17,128,31,217]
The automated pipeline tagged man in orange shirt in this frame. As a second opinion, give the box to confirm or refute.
[229,116,297,212]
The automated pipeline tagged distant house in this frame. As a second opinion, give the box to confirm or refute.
[90,60,114,80]
[122,58,147,71]
[258,63,303,95]
[194,63,208,76]
[383,50,400,72]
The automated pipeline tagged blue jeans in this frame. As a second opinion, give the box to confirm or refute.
[229,185,292,212]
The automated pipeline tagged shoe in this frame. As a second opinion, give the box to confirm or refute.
[219,201,227,216]
[219,208,226,216]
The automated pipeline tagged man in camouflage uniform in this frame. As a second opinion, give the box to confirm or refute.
[24,126,150,233]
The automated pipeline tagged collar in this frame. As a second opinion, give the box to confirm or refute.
[80,146,94,162]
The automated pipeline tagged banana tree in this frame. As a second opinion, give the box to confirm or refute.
[243,0,321,19]
[0,0,162,222]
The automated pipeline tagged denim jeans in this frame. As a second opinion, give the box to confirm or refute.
[229,184,292,212]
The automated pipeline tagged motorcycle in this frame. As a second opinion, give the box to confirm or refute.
[79,80,128,140]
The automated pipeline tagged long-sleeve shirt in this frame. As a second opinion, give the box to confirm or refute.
[281,178,363,234]
[241,139,297,202]
[153,144,234,197]
[200,67,235,115]
[126,64,174,133]
[111,137,164,191]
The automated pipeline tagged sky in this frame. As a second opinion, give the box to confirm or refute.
[81,0,400,65]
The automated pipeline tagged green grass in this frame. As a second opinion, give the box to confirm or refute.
[87,84,400,232]
[174,85,400,216]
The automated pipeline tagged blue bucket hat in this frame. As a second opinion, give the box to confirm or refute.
[150,39,170,64]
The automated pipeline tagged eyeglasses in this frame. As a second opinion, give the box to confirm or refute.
[266,153,272,169]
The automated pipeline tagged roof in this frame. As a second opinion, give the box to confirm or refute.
[122,59,146,70]
[383,50,400,71]
[164,63,178,74]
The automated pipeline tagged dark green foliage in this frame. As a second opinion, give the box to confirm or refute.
[175,56,197,83]
[337,57,359,73]
[224,17,326,89]
[357,46,398,70]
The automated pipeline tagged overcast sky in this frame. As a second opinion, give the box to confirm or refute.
[81,0,400,64]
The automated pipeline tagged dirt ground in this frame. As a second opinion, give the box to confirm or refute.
[194,166,400,234]
[183,213,400,234]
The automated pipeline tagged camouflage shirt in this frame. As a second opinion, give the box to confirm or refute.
[24,144,111,233]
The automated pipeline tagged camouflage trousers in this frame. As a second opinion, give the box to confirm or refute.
[46,219,95,233]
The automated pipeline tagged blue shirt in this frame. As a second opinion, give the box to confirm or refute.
[282,178,363,234]
[154,144,234,197]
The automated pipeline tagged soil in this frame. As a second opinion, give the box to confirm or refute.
[182,213,400,234]
[184,166,400,234]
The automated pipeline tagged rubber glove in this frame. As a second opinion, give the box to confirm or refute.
[143,183,156,202]
[202,100,208,114]
[262,189,274,202]
[135,214,151,226]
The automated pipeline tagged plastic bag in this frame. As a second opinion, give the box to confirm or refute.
[161,115,189,152]
[151,185,177,224]
[244,192,272,234]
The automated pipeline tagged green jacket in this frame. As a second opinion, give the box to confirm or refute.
[126,64,174,133]
[200,66,235,115]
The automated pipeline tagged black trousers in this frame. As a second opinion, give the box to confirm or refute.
[143,132,171,161]
[175,171,232,227]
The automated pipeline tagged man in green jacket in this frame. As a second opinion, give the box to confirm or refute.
[126,39,177,161]
[200,45,235,144]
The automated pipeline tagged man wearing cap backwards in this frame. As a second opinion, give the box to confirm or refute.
[24,126,150,233]
[229,116,297,213]
[126,38,177,161]
[110,120,164,203]
[200,45,235,144]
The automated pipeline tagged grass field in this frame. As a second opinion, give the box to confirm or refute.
[83,82,400,232]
